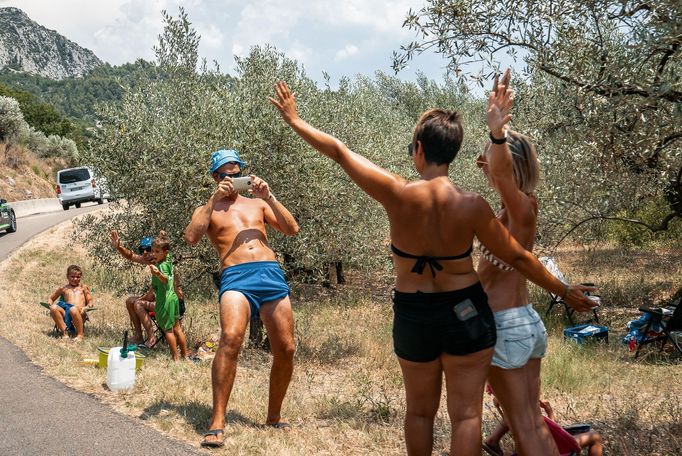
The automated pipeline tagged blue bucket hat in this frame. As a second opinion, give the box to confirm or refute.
[210,149,246,174]
[138,236,154,249]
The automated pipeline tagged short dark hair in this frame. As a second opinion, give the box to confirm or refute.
[152,230,171,251]
[66,265,82,276]
[412,109,464,165]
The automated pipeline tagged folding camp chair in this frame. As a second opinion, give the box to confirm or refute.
[634,298,682,358]
[144,298,186,349]
[145,311,165,348]
[539,256,600,325]
[40,301,96,336]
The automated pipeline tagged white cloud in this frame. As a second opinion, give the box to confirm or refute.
[230,0,304,55]
[231,43,244,57]
[308,0,418,34]
[197,23,224,49]
[334,44,358,61]
[0,0,452,87]
[285,41,313,66]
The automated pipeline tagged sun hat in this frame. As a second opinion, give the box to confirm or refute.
[138,236,153,249]
[210,149,246,174]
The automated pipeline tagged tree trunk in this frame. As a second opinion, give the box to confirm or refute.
[336,261,346,284]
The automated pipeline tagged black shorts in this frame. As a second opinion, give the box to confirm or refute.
[392,282,497,362]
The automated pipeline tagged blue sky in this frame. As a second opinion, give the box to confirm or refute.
[2,0,465,88]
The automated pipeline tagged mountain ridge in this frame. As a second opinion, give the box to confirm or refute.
[0,7,102,80]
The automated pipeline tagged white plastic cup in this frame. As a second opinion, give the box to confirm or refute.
[106,346,136,392]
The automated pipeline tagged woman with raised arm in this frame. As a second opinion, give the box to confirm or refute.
[479,71,562,456]
[270,81,594,456]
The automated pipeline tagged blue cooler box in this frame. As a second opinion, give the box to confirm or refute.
[563,324,609,344]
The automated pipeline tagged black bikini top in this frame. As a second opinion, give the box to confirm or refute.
[390,243,473,278]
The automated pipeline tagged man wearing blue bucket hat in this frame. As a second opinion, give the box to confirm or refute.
[185,148,299,447]
[210,148,246,173]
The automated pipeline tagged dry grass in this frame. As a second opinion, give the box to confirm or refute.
[0,141,62,200]
[0,219,680,455]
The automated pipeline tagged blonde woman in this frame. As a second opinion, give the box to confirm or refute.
[478,70,571,456]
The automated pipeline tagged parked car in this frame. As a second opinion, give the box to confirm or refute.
[56,167,111,210]
[0,198,17,233]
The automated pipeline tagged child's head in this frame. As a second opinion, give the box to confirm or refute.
[151,230,171,263]
[66,265,82,286]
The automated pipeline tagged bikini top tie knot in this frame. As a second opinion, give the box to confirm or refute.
[390,244,473,278]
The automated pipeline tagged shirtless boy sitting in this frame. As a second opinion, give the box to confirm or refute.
[48,265,93,341]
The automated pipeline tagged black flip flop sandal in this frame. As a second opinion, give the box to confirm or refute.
[201,429,225,448]
[266,422,292,431]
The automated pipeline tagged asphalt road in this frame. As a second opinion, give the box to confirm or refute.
[0,203,202,455]
[0,202,101,259]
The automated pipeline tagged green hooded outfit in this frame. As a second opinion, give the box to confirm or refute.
[152,253,179,331]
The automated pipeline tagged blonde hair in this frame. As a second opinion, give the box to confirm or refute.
[507,130,539,194]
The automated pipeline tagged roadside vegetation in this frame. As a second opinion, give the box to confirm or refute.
[0,219,679,454]
[0,141,61,200]
[0,3,680,454]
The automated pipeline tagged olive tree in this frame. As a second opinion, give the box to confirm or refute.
[395,0,682,245]
[79,9,491,291]
[80,9,484,293]
[80,9,231,292]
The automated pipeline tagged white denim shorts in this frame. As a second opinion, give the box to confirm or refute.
[491,304,547,369]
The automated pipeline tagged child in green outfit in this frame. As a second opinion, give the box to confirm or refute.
[145,231,188,360]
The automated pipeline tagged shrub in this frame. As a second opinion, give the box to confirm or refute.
[44,135,79,164]
[0,95,27,141]
[24,126,48,155]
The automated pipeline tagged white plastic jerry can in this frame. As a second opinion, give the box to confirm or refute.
[106,346,136,392]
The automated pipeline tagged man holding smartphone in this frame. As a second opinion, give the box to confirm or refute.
[184,149,299,448]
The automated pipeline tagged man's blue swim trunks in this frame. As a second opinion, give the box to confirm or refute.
[219,261,290,316]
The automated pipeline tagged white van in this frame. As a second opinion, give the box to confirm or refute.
[56,167,110,210]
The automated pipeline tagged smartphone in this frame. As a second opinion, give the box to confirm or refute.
[232,176,252,193]
[587,295,601,307]
[453,299,478,321]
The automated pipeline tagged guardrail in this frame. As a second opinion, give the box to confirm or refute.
[8,198,62,218]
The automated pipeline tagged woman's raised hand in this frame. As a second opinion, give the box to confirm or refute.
[269,81,299,125]
[486,69,514,137]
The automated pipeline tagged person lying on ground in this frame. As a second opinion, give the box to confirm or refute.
[184,148,299,448]
[270,80,596,456]
[47,264,93,342]
[483,398,603,456]
[110,230,185,344]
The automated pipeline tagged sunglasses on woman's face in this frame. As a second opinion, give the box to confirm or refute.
[219,171,242,180]
[138,246,152,254]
